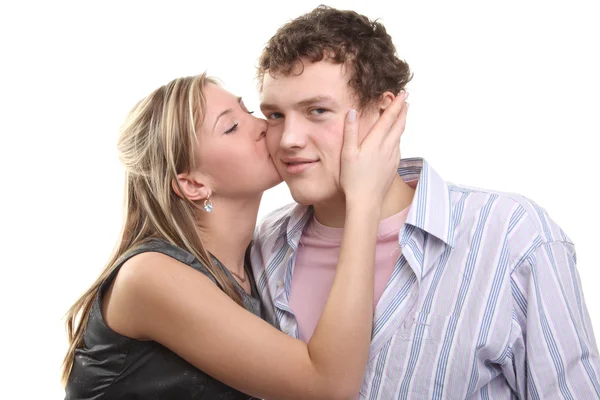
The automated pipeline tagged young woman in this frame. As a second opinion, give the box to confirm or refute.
[62,73,408,400]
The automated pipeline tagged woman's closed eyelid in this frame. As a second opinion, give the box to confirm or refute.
[239,100,254,114]
[224,122,239,134]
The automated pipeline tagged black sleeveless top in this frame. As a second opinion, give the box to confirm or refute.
[65,239,267,400]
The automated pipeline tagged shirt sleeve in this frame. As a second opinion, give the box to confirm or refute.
[507,240,600,398]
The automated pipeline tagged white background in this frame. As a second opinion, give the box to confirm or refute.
[1,0,599,397]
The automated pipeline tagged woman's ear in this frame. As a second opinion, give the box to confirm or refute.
[379,91,396,115]
[172,173,210,201]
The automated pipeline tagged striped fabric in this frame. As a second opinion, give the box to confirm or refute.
[251,158,600,399]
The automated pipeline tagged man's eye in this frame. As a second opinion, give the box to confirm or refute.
[268,112,283,120]
[309,108,328,115]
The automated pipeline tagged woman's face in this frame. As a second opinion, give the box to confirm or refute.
[194,83,282,198]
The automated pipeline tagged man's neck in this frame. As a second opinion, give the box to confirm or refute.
[312,176,415,228]
[197,194,262,276]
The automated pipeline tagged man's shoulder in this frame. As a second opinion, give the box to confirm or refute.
[250,203,299,276]
[447,183,571,244]
[448,182,538,210]
[254,202,299,243]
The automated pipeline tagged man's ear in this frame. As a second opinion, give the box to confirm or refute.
[379,91,396,115]
[172,173,210,201]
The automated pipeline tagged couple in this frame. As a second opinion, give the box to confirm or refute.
[62,6,600,399]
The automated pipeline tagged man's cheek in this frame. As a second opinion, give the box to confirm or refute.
[326,119,346,150]
[322,132,344,176]
[265,131,280,156]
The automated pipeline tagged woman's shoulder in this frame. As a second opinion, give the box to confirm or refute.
[120,238,215,280]
[118,243,213,289]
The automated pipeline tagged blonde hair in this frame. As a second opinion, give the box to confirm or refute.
[61,73,242,385]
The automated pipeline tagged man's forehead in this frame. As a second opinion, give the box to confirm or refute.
[260,87,339,109]
[260,63,350,107]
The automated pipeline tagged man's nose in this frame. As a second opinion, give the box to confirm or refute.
[280,116,307,150]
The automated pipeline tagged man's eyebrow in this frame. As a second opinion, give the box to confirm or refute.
[260,95,337,110]
[295,95,337,108]
[212,97,242,132]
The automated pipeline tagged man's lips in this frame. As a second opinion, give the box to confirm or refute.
[281,158,319,175]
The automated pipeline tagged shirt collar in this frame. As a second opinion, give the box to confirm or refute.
[281,157,455,250]
[401,157,455,248]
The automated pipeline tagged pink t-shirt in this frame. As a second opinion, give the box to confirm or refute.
[289,207,410,343]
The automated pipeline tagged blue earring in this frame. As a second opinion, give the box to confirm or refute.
[203,195,213,213]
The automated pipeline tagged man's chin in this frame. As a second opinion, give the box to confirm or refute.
[288,188,316,207]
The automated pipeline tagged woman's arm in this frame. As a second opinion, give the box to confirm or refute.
[104,93,408,400]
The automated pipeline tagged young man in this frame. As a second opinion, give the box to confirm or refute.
[251,6,600,399]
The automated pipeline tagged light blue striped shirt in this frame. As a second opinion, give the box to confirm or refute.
[251,158,600,399]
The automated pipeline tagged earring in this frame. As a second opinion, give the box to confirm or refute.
[203,195,213,213]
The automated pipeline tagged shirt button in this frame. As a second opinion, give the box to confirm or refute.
[276,279,284,287]
[283,326,290,334]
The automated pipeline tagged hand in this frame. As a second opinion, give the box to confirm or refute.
[339,92,409,207]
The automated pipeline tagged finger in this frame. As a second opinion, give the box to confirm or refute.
[363,91,408,144]
[342,109,359,154]
[384,100,409,148]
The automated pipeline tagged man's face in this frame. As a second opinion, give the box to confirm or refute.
[260,60,380,206]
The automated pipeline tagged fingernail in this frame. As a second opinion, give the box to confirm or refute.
[348,109,356,122]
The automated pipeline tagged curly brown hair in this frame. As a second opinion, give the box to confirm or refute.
[257,5,413,109]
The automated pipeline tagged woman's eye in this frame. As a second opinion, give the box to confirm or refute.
[241,103,254,115]
[225,123,239,134]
